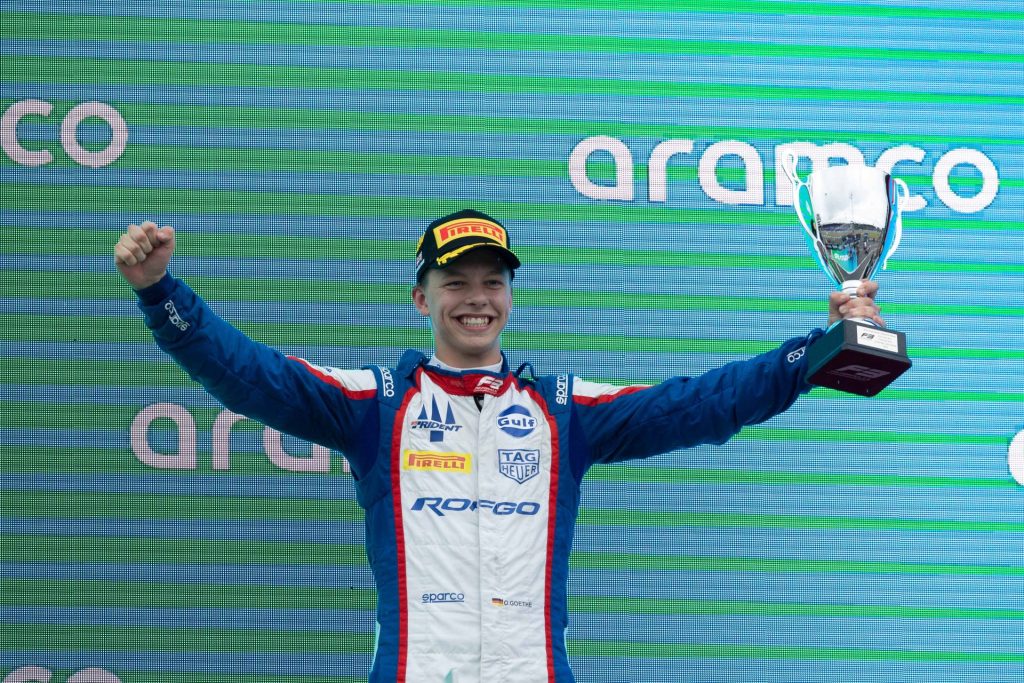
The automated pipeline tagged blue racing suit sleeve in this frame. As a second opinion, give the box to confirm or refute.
[134,273,379,476]
[572,332,822,467]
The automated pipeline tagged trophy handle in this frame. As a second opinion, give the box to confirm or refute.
[781,153,813,231]
[782,152,838,287]
[881,178,909,271]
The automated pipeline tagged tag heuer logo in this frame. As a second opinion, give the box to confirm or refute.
[498,449,540,484]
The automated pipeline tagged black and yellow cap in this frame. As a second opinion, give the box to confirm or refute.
[415,209,521,282]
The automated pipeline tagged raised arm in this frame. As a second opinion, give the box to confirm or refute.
[114,221,380,475]
[574,283,884,467]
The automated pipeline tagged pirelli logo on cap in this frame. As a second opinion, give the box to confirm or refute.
[433,218,508,248]
[403,450,472,474]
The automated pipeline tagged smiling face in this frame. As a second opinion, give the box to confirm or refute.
[412,248,513,368]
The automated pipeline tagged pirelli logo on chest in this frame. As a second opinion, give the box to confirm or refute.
[403,450,472,474]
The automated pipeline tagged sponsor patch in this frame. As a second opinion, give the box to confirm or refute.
[555,374,569,405]
[498,449,540,484]
[491,597,533,609]
[497,404,537,438]
[434,217,508,248]
[411,396,462,442]
[379,367,395,397]
[474,375,504,396]
[403,451,471,474]
[163,300,189,331]
[411,496,541,517]
[423,592,465,604]
[856,326,899,354]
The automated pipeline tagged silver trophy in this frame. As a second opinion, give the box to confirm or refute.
[782,156,912,396]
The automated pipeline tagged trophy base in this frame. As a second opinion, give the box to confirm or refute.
[806,320,911,397]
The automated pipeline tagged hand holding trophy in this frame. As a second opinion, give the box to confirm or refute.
[783,155,912,397]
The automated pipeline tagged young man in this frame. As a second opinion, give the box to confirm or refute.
[114,209,883,683]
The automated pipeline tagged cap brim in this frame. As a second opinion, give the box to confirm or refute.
[438,243,521,271]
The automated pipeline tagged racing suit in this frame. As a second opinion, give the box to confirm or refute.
[137,274,822,683]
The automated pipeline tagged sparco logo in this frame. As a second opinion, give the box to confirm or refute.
[163,300,189,331]
[423,592,465,604]
[411,497,541,517]
[555,375,569,405]
[379,367,394,397]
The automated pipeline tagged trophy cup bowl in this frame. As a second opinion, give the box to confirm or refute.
[783,156,912,397]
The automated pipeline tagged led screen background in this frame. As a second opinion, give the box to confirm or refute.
[2,1,1023,681]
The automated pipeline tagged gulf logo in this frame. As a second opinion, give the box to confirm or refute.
[497,405,537,438]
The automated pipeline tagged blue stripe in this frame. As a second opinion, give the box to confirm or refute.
[4,81,1024,140]
[5,165,1016,222]
[572,656,1024,683]
[0,428,1013,479]
[0,473,357,498]
[2,340,1023,400]
[569,567,1024,611]
[2,606,376,631]
[6,607,1022,653]
[574,612,1024,651]
[0,651,370,678]
[3,518,366,544]
[11,0,1023,53]
[7,39,1023,96]
[0,561,373,587]
[575,524,1024,566]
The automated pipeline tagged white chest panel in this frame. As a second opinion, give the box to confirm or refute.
[397,374,554,682]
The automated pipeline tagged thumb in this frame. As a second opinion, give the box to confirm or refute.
[156,226,175,242]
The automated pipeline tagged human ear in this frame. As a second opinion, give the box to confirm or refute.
[412,284,430,316]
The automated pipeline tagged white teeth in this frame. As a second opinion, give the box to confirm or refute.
[461,316,489,327]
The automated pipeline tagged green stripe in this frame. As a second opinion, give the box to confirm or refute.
[568,595,1024,620]
[6,355,1024,405]
[2,448,1013,491]
[9,578,1022,620]
[3,183,1022,232]
[0,445,329,476]
[1,534,366,565]
[0,402,1013,439]
[7,226,1024,277]
[578,508,1024,534]
[6,11,1023,64]
[1,578,377,610]
[5,624,1021,662]
[7,535,1023,576]
[585,465,1015,490]
[23,98,1024,149]
[9,491,1018,533]
[567,638,1024,662]
[570,551,1024,576]
[2,314,1022,360]
[350,0,1024,22]
[10,56,1024,106]
[0,402,249,430]
[737,426,1004,446]
[0,670,357,683]
[1,624,372,654]
[7,268,1024,315]
[2,143,1011,197]
[6,491,364,522]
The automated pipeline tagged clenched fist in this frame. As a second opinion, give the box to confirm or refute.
[114,220,176,290]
